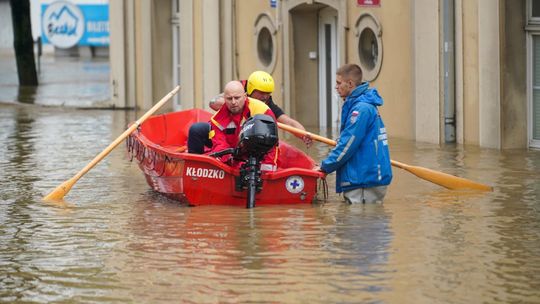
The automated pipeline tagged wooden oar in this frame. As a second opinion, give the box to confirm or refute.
[43,86,181,202]
[277,122,493,191]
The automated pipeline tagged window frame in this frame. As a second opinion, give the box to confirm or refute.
[253,13,278,73]
[527,33,540,148]
[527,0,540,25]
[527,0,540,148]
[354,13,383,82]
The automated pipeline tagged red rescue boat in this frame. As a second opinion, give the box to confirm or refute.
[127,109,325,206]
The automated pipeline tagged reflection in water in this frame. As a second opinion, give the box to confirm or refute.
[488,150,540,301]
[0,107,39,299]
[321,203,392,293]
[0,104,539,303]
[17,86,37,104]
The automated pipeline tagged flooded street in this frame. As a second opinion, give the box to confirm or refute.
[0,55,110,107]
[1,103,539,303]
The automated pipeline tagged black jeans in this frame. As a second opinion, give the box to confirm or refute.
[187,122,212,154]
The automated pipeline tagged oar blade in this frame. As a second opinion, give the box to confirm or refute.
[276,122,493,192]
[403,164,493,191]
[43,178,76,202]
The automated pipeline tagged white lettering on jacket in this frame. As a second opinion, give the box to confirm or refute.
[186,167,225,179]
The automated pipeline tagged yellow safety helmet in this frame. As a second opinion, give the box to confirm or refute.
[246,71,274,95]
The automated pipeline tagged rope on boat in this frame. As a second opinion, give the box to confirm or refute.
[318,177,328,201]
[126,134,146,163]
[127,134,183,177]
[126,135,137,162]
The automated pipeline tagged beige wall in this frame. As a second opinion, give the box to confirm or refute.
[478,0,501,149]
[152,1,172,109]
[462,0,480,145]
[108,0,530,149]
[193,0,203,109]
[109,0,126,108]
[412,0,441,144]
[345,2,414,140]
[201,0,221,108]
[501,0,527,149]
[134,0,153,110]
[179,0,194,110]
[234,1,284,108]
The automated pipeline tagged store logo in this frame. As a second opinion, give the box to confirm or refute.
[42,1,84,48]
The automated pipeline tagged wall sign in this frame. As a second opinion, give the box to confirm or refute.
[42,1,109,48]
[357,0,381,6]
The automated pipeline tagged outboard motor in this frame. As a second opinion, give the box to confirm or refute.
[236,114,278,208]
[236,114,278,159]
[208,114,278,208]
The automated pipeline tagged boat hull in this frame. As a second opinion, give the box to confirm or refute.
[127,109,325,206]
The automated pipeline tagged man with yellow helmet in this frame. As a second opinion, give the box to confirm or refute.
[212,71,311,143]
[188,71,311,154]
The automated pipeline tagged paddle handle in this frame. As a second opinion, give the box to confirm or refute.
[75,85,180,180]
[277,123,336,146]
[279,122,404,168]
[44,86,180,201]
[277,122,492,191]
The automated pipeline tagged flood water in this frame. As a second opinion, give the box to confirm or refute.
[1,103,539,303]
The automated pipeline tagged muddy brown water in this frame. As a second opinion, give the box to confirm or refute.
[1,104,539,303]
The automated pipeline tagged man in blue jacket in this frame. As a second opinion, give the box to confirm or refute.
[320,64,392,203]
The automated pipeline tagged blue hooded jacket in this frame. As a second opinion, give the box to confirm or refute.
[321,82,392,192]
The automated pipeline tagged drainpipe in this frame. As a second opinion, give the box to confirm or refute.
[232,0,239,79]
[442,0,456,142]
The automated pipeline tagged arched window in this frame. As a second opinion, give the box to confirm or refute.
[254,14,277,73]
[355,13,383,81]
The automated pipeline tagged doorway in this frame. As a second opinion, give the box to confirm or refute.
[318,7,339,128]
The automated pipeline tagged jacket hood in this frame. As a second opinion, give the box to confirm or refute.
[347,82,383,107]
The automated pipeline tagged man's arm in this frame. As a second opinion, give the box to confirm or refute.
[209,93,224,111]
[320,106,371,173]
[277,114,313,146]
[277,114,305,131]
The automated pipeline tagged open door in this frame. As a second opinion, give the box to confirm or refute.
[318,7,339,128]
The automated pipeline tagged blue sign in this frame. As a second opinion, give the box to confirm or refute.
[270,0,276,8]
[42,1,109,48]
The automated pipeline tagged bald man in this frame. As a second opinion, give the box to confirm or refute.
[205,81,278,170]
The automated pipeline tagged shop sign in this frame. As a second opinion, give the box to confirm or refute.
[42,1,109,48]
[357,0,381,6]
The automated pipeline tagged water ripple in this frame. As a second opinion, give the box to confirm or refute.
[1,105,540,303]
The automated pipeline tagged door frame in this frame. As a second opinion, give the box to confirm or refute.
[281,0,346,129]
[318,7,339,128]
[527,32,540,148]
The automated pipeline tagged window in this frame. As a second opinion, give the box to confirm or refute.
[528,1,540,147]
[254,14,277,73]
[354,13,383,81]
[533,0,540,18]
[257,27,273,67]
[358,27,378,71]
[528,0,540,25]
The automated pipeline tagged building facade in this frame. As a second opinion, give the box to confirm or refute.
[109,0,537,149]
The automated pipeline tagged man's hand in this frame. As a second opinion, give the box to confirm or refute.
[313,165,325,173]
[209,93,225,111]
[302,134,313,147]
